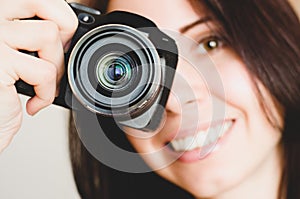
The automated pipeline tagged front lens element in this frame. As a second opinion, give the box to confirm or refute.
[97,53,133,90]
[107,62,126,81]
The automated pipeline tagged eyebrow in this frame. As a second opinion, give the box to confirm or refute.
[179,16,212,33]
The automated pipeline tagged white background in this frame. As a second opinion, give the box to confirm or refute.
[0,1,298,199]
[0,96,80,199]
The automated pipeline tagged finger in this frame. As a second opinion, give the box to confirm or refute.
[0,85,22,130]
[0,134,14,152]
[0,85,22,153]
[0,20,65,85]
[0,0,78,46]
[0,45,57,115]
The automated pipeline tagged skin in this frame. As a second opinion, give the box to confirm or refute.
[0,0,77,152]
[289,0,300,16]
[0,0,287,198]
[107,0,284,198]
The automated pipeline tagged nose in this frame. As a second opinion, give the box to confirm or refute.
[165,57,210,115]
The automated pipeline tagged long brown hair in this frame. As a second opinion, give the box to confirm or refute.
[69,0,300,198]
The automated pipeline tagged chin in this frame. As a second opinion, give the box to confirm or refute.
[175,178,225,199]
[157,165,233,199]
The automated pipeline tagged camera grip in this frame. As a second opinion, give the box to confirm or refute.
[15,75,71,109]
[15,80,35,97]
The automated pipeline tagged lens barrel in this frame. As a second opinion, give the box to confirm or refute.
[68,24,162,118]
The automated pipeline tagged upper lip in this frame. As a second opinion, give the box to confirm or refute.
[164,118,235,144]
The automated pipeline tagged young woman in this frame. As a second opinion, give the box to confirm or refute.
[69,0,300,198]
[0,0,299,198]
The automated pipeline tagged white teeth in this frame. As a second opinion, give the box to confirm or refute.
[170,121,233,152]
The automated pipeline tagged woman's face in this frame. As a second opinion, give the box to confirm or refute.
[107,0,283,198]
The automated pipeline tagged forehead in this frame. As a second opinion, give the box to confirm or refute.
[106,0,204,31]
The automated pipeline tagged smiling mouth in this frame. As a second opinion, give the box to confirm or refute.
[167,120,234,152]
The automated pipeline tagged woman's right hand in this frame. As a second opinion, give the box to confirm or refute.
[0,0,78,152]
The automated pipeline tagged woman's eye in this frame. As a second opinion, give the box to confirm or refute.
[197,36,223,55]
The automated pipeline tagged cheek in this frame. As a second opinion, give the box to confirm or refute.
[213,52,265,128]
[217,57,257,107]
[217,53,283,144]
[216,51,283,129]
[124,127,156,153]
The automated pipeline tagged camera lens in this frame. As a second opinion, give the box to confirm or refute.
[68,24,162,117]
[107,62,126,81]
[96,53,133,90]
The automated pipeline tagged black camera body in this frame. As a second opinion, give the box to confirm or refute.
[16,3,178,131]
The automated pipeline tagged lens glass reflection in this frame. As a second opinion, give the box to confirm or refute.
[97,53,133,90]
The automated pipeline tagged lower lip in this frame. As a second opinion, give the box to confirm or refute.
[166,120,235,163]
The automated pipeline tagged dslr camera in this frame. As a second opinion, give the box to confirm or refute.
[16,3,178,131]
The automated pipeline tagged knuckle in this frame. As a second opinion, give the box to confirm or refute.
[0,45,18,86]
[63,3,79,35]
[40,21,60,43]
[43,63,57,82]
[38,96,54,108]
[39,88,56,105]
[44,95,55,105]
[69,15,79,34]
[0,22,10,43]
[0,71,16,87]
[38,62,57,88]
